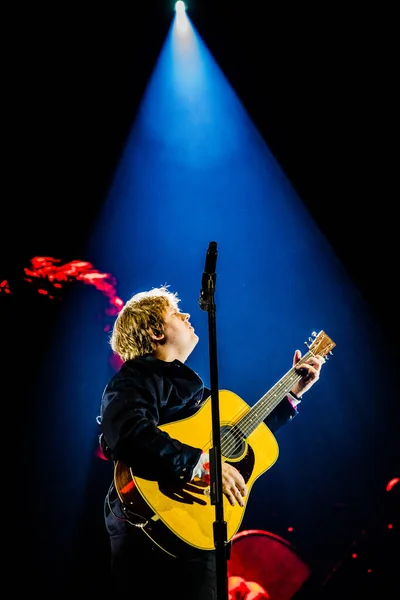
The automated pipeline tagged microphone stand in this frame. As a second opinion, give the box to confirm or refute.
[199,241,229,600]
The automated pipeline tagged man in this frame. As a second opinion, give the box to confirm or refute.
[98,286,325,599]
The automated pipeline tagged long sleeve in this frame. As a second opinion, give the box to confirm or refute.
[100,365,202,484]
[264,396,298,433]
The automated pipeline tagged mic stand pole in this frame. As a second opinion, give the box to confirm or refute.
[199,241,229,600]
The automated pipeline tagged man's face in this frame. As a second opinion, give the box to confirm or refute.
[162,306,199,358]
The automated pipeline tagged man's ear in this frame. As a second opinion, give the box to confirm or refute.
[150,330,164,342]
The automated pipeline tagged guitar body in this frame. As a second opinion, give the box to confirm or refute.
[114,389,279,555]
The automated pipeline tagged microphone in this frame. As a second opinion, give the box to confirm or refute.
[199,241,218,310]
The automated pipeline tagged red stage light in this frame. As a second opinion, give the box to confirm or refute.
[386,477,399,492]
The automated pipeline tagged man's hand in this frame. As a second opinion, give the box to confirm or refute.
[291,349,325,398]
[193,454,247,506]
[221,462,247,507]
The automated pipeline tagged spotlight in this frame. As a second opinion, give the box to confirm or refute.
[175,1,186,13]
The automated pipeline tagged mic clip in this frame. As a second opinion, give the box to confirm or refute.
[199,272,216,311]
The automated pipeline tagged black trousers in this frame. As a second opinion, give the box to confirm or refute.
[109,530,218,600]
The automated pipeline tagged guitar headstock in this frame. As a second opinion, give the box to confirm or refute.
[306,330,336,358]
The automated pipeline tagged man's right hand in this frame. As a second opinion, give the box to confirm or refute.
[193,453,248,506]
[221,462,247,507]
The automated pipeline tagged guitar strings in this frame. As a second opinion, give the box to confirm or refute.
[216,353,313,459]
[218,370,300,458]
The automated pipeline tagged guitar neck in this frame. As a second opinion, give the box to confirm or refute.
[236,350,313,438]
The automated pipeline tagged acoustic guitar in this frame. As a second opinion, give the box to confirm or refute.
[114,330,335,557]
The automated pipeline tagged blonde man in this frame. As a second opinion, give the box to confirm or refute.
[98,286,325,599]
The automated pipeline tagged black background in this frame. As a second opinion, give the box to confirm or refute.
[5,1,398,336]
[4,2,398,597]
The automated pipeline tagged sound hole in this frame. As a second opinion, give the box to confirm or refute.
[221,424,246,460]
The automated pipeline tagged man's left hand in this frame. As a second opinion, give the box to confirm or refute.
[290,349,325,398]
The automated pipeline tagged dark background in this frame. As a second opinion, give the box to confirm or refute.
[6,1,398,334]
[4,2,398,597]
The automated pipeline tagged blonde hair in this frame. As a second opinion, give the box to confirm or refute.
[110,286,180,361]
